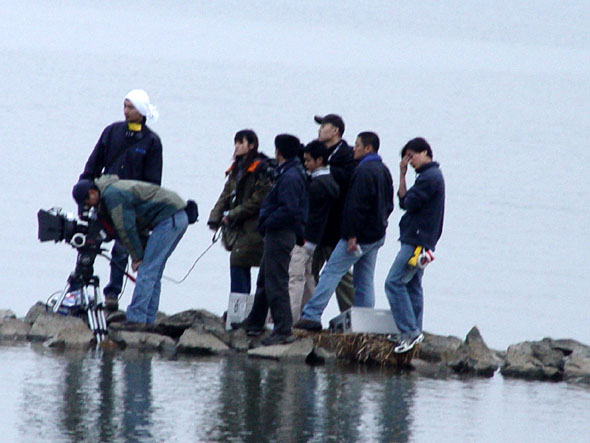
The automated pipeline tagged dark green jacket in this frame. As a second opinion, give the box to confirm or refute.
[95,175,186,261]
[208,154,272,267]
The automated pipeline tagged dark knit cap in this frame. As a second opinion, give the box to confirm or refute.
[274,134,301,159]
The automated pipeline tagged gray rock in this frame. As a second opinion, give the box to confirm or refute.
[410,358,453,378]
[563,349,590,383]
[0,318,31,341]
[228,329,250,352]
[417,333,462,363]
[109,329,176,351]
[447,326,501,377]
[156,309,227,342]
[28,311,91,342]
[177,328,230,355]
[500,338,583,381]
[25,302,47,324]
[248,337,314,362]
[0,309,17,320]
[307,346,337,365]
[44,326,94,348]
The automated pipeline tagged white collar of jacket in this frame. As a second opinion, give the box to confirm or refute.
[311,166,331,178]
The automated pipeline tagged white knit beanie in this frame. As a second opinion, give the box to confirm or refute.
[124,89,159,122]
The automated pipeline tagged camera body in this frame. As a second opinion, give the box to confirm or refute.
[37,207,109,284]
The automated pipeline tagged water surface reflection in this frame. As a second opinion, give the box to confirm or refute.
[13,347,415,441]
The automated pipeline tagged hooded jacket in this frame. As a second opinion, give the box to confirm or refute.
[398,161,445,251]
[208,153,273,267]
[95,175,185,261]
[80,121,163,185]
[321,139,355,247]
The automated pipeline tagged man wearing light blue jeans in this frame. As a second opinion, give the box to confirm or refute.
[295,132,393,330]
[126,210,188,323]
[385,138,445,353]
[72,175,194,328]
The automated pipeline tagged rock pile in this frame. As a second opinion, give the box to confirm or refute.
[1,302,590,384]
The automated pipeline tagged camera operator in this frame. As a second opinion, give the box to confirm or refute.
[72,175,194,330]
[78,89,163,311]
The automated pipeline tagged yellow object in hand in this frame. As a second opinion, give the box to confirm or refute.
[408,246,422,267]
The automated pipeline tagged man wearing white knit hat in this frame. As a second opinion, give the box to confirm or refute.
[78,89,163,311]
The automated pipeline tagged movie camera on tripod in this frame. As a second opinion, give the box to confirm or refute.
[37,206,110,343]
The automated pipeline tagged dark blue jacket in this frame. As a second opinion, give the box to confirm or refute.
[258,158,308,244]
[341,154,394,244]
[399,161,445,250]
[80,121,163,185]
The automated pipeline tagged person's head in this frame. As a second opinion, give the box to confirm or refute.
[354,131,380,160]
[233,129,259,158]
[314,114,345,146]
[303,140,328,173]
[72,180,100,215]
[274,134,301,164]
[123,89,159,123]
[401,137,433,169]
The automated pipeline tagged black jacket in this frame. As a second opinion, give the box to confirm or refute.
[305,168,340,245]
[327,139,355,193]
[321,139,355,247]
[341,154,394,244]
[80,121,163,185]
[258,158,308,244]
[399,161,445,251]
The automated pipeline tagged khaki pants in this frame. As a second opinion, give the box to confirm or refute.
[288,245,316,322]
[312,245,355,312]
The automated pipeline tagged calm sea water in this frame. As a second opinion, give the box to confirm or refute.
[1,344,589,442]
[1,1,589,440]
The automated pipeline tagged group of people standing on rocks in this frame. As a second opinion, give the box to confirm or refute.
[70,89,445,354]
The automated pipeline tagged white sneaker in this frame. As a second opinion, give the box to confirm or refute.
[394,333,424,354]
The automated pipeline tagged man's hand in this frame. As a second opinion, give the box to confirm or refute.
[400,153,412,176]
[207,221,220,231]
[347,237,359,254]
[398,153,412,199]
[132,260,142,272]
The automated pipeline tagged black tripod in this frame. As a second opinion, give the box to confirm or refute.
[51,240,108,343]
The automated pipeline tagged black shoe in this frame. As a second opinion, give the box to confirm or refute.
[109,320,148,332]
[230,320,264,337]
[104,295,119,312]
[293,318,322,331]
[261,333,296,346]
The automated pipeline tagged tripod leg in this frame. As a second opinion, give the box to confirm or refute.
[84,289,99,342]
[52,282,71,313]
[93,285,108,342]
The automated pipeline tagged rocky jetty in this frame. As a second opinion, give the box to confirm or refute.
[1,302,590,384]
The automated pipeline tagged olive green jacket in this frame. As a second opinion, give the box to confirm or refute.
[208,155,272,267]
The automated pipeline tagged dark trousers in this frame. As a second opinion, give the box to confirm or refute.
[230,265,252,294]
[104,240,129,297]
[247,229,296,335]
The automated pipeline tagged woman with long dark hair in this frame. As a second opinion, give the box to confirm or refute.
[207,129,273,294]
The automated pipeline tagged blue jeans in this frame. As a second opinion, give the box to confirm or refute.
[384,243,424,340]
[126,210,189,324]
[104,240,129,297]
[230,266,252,294]
[301,237,385,323]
